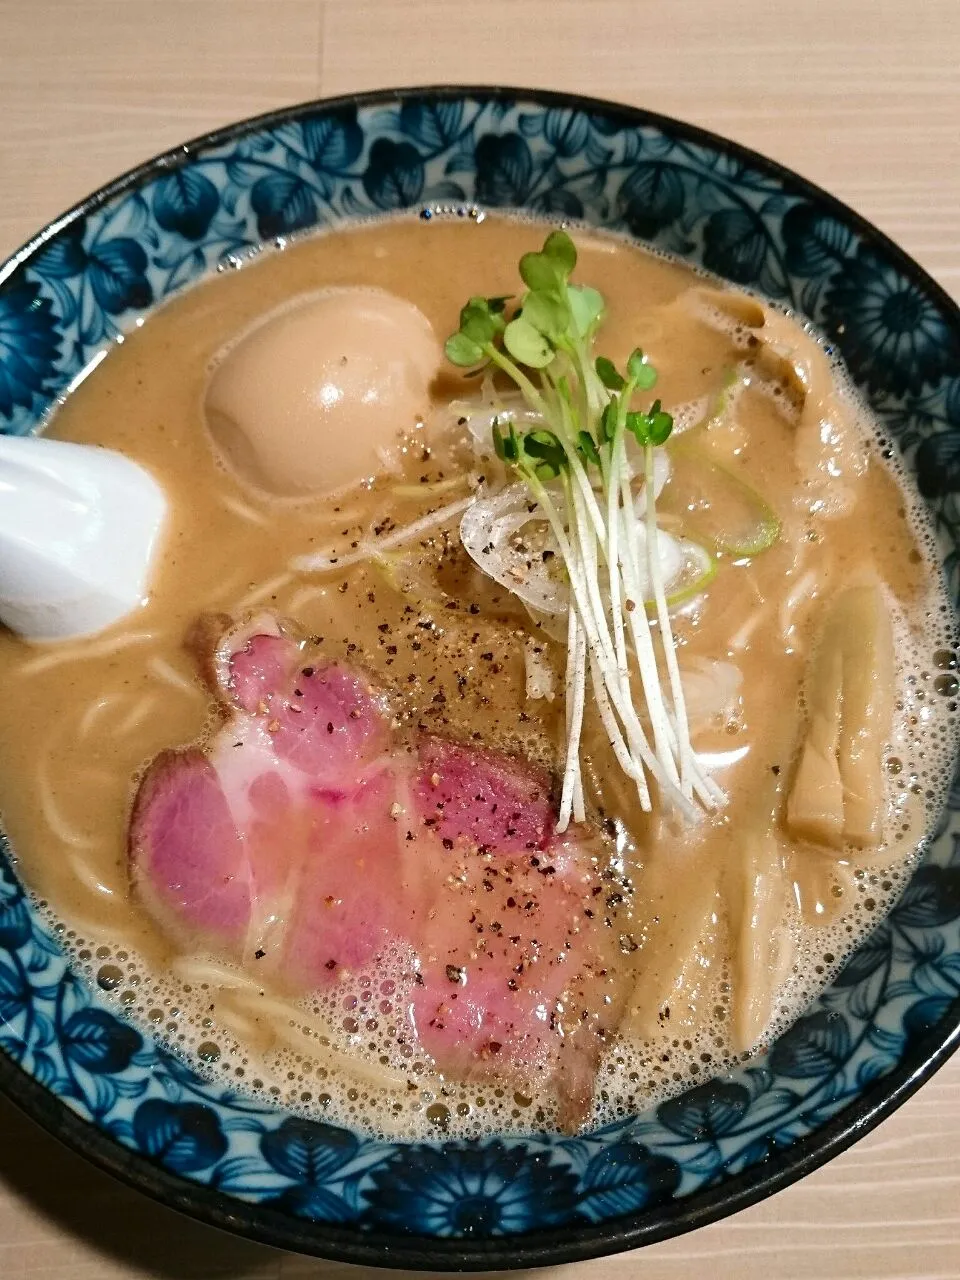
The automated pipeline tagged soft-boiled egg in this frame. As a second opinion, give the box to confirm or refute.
[205,288,441,497]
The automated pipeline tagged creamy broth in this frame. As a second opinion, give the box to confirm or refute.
[0,214,953,1137]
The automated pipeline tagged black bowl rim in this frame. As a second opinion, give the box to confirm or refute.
[1,83,958,1272]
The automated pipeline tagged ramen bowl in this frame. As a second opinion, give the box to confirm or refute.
[0,86,958,1269]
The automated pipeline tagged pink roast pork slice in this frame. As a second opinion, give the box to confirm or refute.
[130,613,625,1124]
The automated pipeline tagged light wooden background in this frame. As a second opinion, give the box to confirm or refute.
[0,2,958,1278]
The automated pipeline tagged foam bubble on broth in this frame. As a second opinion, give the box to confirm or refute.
[53,924,564,1139]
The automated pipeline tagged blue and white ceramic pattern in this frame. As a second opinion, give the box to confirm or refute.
[0,88,958,1268]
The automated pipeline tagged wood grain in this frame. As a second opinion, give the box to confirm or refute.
[0,2,958,1277]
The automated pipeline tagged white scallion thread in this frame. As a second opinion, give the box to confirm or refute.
[616,449,683,769]
[559,601,587,830]
[535,422,715,829]
[534,485,648,806]
[541,479,672,822]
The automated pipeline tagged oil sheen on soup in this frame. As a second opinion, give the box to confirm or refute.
[0,214,954,1139]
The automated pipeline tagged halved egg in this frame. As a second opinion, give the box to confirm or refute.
[205,288,441,497]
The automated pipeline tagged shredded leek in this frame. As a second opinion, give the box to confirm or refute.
[668,438,781,557]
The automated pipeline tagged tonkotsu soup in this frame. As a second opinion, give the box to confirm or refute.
[0,214,955,1139]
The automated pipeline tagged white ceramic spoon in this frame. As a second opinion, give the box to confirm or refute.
[0,435,166,641]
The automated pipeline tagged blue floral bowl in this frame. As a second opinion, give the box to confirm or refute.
[1,87,959,1269]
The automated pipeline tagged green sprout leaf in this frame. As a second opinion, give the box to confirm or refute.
[625,398,674,448]
[492,420,506,460]
[599,399,619,443]
[625,410,649,446]
[492,419,522,464]
[627,348,659,390]
[522,428,566,480]
[521,290,566,342]
[626,348,646,380]
[458,296,488,326]
[648,409,674,445]
[577,430,601,466]
[459,296,499,345]
[542,229,577,276]
[445,332,485,367]
[504,316,554,368]
[567,284,604,337]
[518,230,577,293]
[595,356,625,391]
[519,252,561,292]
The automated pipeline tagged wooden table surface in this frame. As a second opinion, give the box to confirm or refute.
[1,2,958,1277]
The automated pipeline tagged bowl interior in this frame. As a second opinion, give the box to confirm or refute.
[0,87,959,1268]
